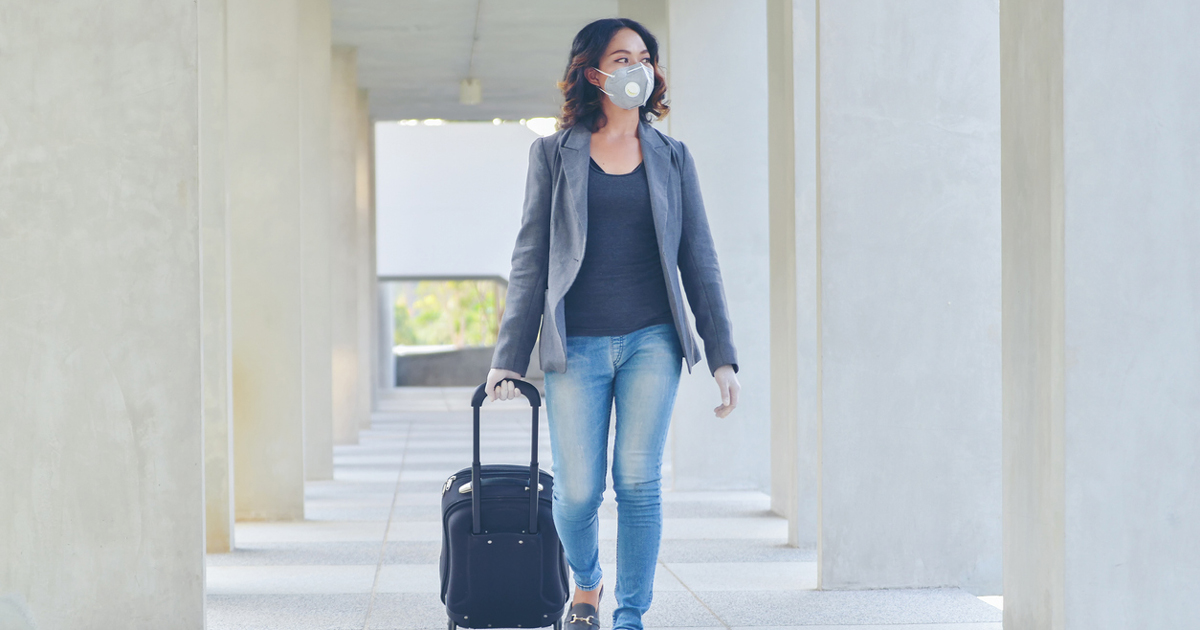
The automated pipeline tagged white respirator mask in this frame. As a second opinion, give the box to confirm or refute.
[594,62,654,110]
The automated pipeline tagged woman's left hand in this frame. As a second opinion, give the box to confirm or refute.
[713,364,740,418]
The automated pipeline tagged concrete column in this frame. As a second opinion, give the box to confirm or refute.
[767,0,820,549]
[1002,1,1200,627]
[666,0,772,492]
[815,1,1001,592]
[201,0,236,553]
[0,3,205,627]
[330,46,362,445]
[228,0,306,520]
[356,88,373,428]
[300,0,334,481]
[368,117,382,408]
[379,282,398,389]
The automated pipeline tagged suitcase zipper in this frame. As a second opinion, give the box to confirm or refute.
[458,480,543,494]
[441,474,456,497]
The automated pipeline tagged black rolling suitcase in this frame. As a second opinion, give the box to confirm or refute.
[439,378,570,630]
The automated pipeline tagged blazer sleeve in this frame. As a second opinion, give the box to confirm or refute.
[490,135,552,377]
[676,140,739,376]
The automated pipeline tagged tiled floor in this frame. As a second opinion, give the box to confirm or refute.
[206,386,1003,630]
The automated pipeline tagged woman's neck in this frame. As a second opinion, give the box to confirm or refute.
[594,104,640,139]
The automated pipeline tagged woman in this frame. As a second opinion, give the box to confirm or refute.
[484,17,741,630]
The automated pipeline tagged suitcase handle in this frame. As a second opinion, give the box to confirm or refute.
[468,378,543,535]
[471,378,541,408]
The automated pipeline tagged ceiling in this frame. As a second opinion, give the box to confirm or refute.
[332,0,619,121]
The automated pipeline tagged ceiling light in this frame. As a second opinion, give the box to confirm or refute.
[460,77,482,105]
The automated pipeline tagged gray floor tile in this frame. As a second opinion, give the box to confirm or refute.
[383,541,443,565]
[696,589,1002,626]
[363,593,458,630]
[207,594,369,630]
[663,561,817,591]
[207,542,385,566]
[235,520,388,544]
[726,625,1002,630]
[209,407,1002,630]
[636,591,725,628]
[653,539,816,564]
[207,564,377,595]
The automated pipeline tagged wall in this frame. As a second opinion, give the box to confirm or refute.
[374,122,550,279]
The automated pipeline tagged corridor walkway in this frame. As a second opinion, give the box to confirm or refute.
[206,386,1002,630]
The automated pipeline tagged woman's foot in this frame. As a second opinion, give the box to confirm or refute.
[565,582,603,629]
[573,580,603,607]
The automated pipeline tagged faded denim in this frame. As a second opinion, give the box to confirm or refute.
[544,322,684,630]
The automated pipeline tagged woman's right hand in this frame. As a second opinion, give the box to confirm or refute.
[485,368,525,402]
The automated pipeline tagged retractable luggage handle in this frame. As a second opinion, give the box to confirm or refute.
[470,379,543,535]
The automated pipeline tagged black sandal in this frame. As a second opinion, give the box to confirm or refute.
[564,583,604,629]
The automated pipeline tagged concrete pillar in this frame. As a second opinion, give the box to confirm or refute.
[0,2,205,627]
[379,282,398,389]
[767,0,820,549]
[201,0,236,553]
[300,0,334,482]
[1002,1,1200,627]
[228,0,306,520]
[368,116,382,408]
[331,46,362,445]
[356,88,374,428]
[666,0,772,492]
[814,1,1001,592]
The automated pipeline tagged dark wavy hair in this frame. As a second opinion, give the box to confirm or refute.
[556,18,670,131]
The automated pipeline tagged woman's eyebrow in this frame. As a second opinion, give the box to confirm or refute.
[609,49,650,56]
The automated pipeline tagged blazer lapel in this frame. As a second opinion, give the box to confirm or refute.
[638,119,673,254]
[561,124,590,240]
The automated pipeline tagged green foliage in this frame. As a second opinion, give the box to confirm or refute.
[393,279,505,347]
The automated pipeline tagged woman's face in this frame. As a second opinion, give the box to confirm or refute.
[587,27,653,91]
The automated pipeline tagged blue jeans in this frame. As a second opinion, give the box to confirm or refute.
[543,322,684,630]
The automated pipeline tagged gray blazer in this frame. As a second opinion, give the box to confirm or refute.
[490,118,739,378]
